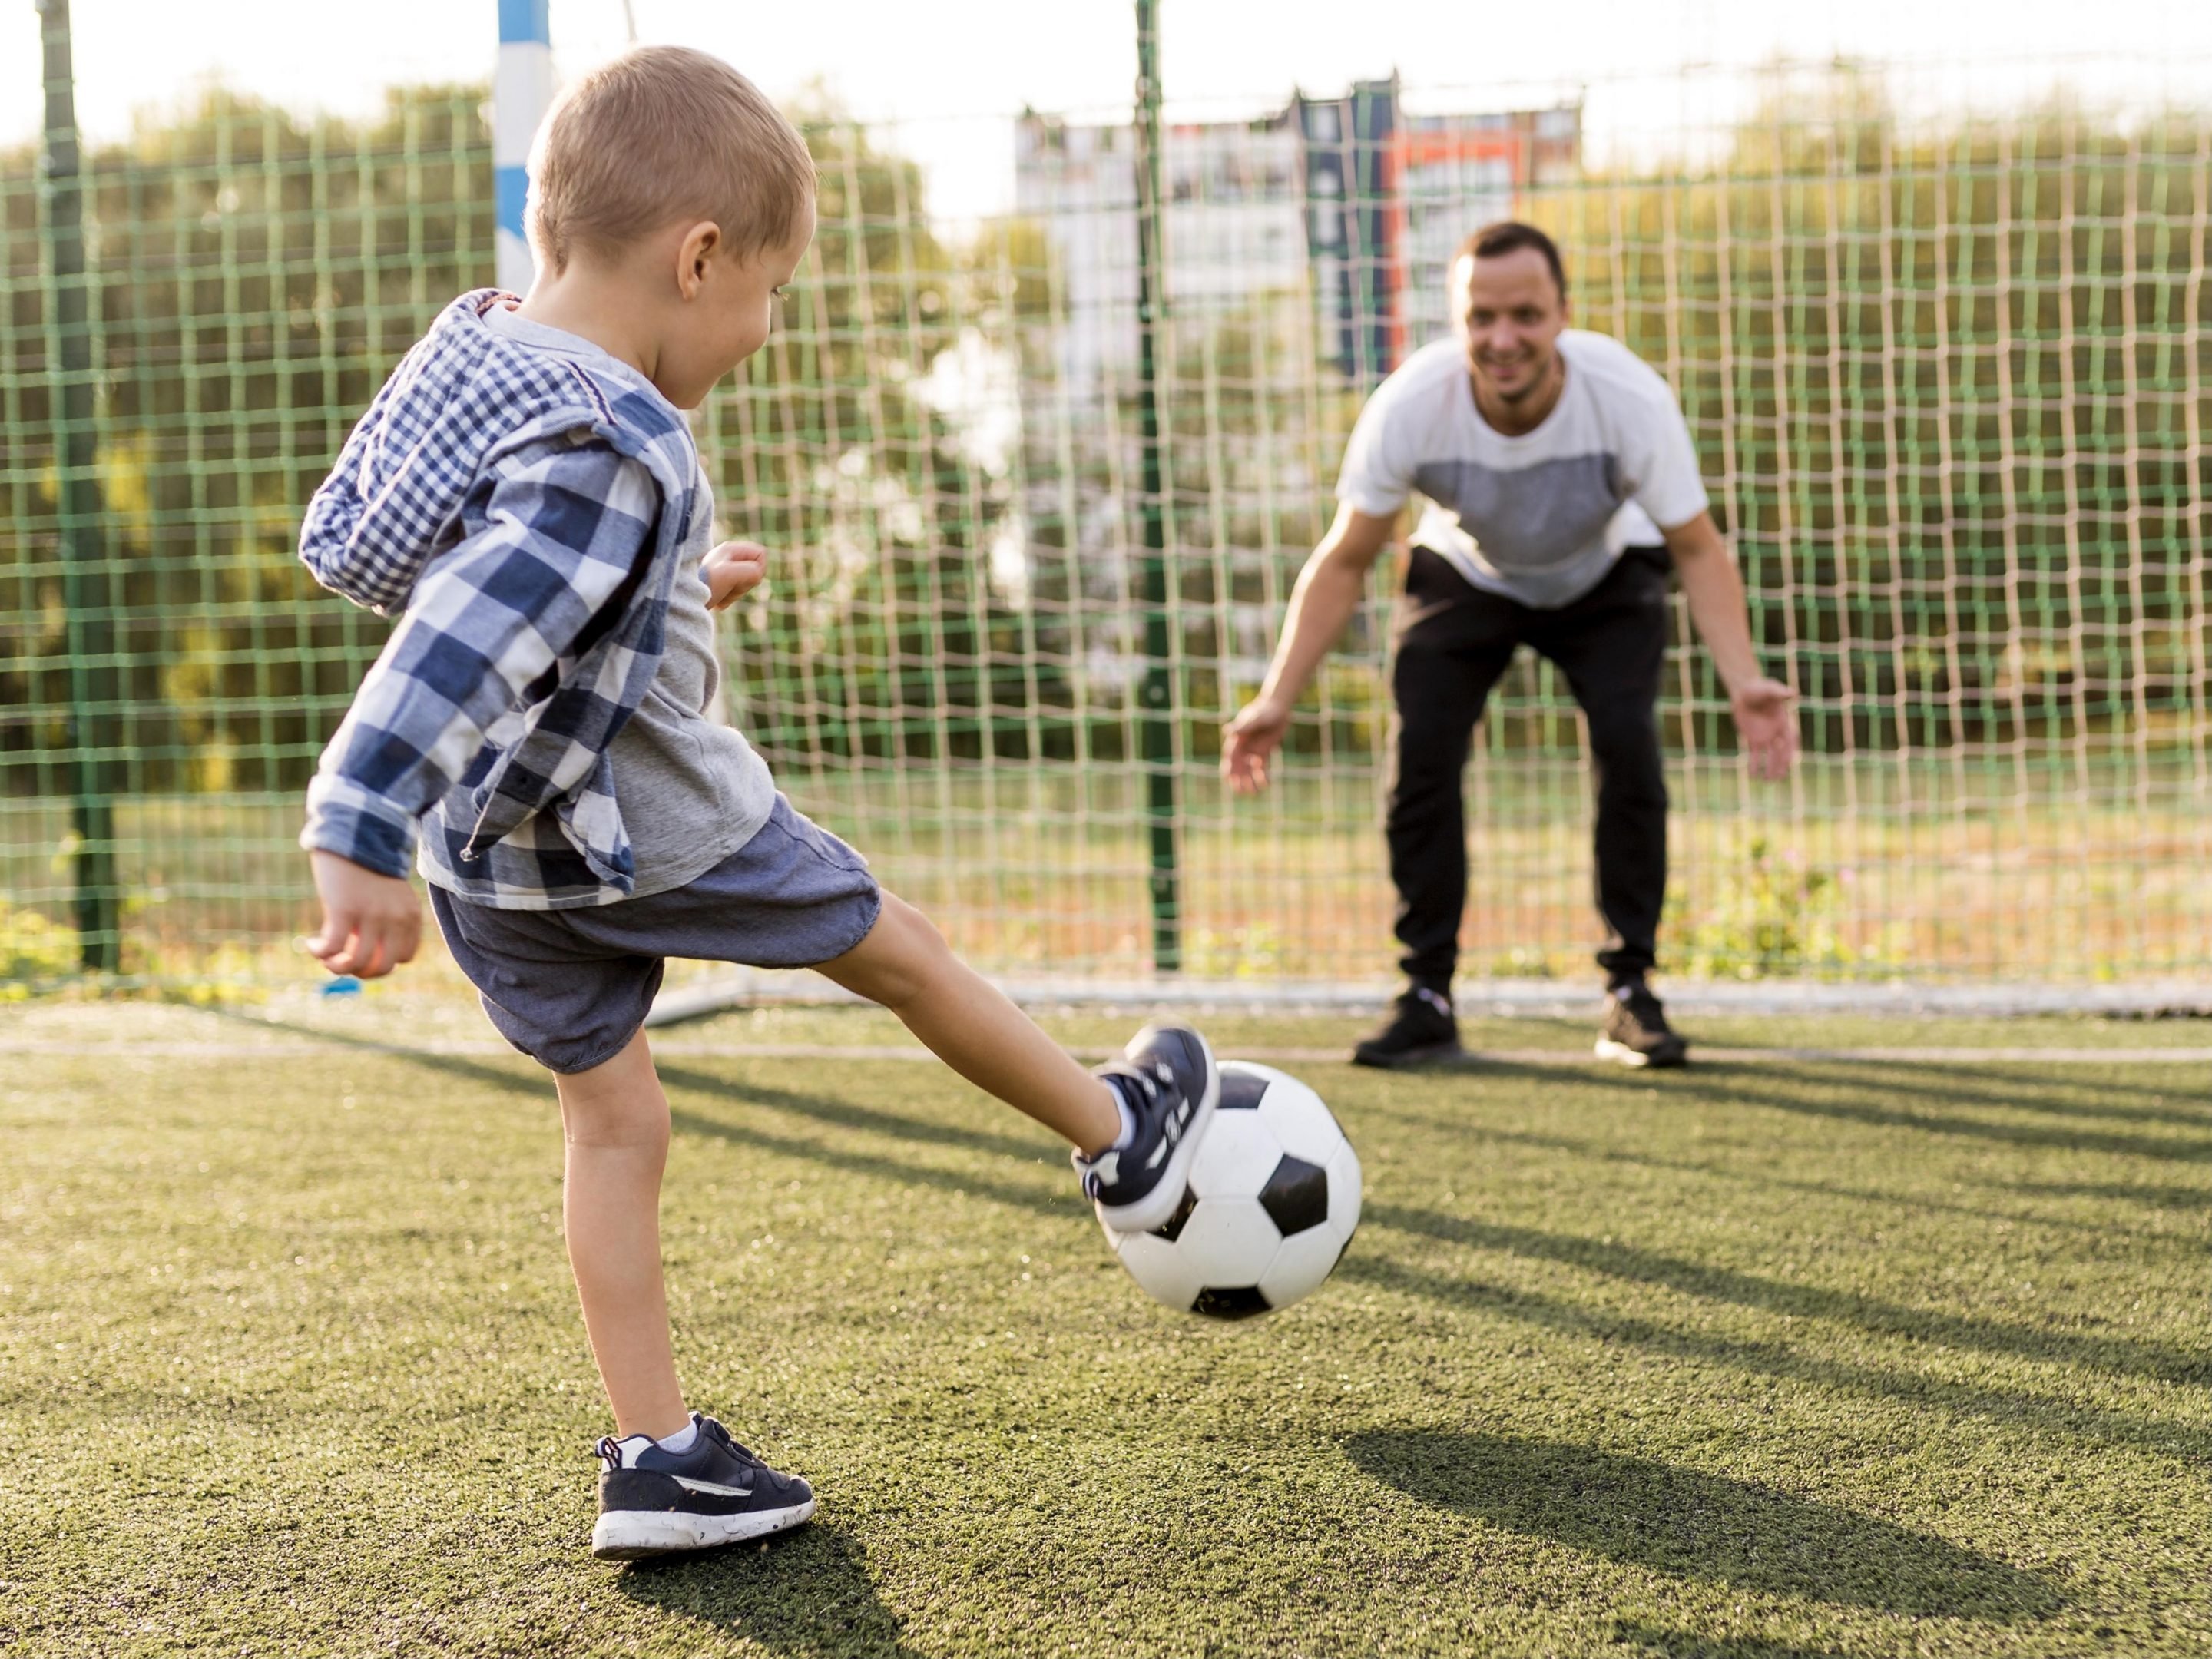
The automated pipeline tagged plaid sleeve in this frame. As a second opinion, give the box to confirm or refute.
[300,435,659,877]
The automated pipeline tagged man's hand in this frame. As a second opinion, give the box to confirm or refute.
[1221,695,1293,796]
[1730,676,1799,781]
[303,850,421,979]
[702,540,768,612]
[1217,506,1396,798]
[1663,513,1800,783]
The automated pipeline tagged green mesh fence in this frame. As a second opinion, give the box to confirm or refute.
[4,38,2208,996]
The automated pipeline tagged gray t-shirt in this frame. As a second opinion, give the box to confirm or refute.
[481,306,776,895]
[1336,330,1710,609]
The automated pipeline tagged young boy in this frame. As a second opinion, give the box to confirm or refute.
[296,46,1217,1561]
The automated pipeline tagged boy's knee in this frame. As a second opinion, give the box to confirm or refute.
[555,1053,671,1153]
[564,1098,670,1158]
[845,892,952,1008]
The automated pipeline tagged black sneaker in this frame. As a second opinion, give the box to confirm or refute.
[591,1412,816,1560]
[1352,986,1464,1069]
[1596,980,1689,1068]
[1074,1024,1220,1235]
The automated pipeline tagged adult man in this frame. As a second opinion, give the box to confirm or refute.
[1222,222,1796,1068]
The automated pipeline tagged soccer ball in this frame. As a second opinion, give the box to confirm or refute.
[1104,1061,1361,1319]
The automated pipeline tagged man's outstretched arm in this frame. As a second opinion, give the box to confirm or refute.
[1663,511,1798,781]
[1220,504,1398,795]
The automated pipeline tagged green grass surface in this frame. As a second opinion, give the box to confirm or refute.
[2,1002,2207,1657]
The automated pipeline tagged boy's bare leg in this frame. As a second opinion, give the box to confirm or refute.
[554,1031,690,1441]
[816,893,1121,1155]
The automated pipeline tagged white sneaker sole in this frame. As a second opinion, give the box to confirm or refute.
[1594,1037,1688,1068]
[1094,1030,1220,1237]
[591,1495,816,1560]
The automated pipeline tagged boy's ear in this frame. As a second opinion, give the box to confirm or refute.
[674,220,723,299]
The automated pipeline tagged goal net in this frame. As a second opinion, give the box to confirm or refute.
[2,41,2206,999]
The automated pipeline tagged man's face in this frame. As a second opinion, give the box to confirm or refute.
[1452,247,1568,408]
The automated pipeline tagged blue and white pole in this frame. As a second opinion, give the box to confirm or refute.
[494,0,554,294]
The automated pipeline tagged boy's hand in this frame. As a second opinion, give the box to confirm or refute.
[702,540,769,611]
[303,850,421,979]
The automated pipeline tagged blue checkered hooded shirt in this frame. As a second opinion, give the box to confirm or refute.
[298,290,703,908]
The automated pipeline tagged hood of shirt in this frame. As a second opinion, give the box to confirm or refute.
[297,289,624,617]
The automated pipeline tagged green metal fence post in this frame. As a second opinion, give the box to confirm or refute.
[36,0,121,972]
[1133,0,1181,975]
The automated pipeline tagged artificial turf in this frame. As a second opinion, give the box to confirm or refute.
[2,999,2206,1657]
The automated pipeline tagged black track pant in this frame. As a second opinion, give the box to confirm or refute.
[1386,544,1673,992]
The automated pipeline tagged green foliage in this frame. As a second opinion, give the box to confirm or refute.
[1673,835,1858,979]
[0,897,78,992]
[0,83,492,797]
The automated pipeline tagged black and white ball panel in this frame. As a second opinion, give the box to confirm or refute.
[1325,1141,1362,1239]
[1216,1068,1270,1111]
[1257,1154,1330,1237]
[1257,1222,1345,1309]
[1184,1110,1285,1201]
[1190,1285,1270,1320]
[1251,1072,1345,1168]
[1170,1195,1280,1286]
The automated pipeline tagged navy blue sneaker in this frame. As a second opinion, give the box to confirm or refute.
[1074,1024,1220,1234]
[590,1412,816,1560]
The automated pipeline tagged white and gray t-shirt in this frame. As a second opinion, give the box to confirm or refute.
[1336,330,1710,609]
[481,306,777,896]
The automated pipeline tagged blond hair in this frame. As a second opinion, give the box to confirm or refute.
[526,46,815,275]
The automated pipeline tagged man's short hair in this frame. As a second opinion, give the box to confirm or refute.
[1455,220,1568,300]
[527,45,816,275]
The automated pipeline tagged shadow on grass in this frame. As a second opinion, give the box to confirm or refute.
[211,1012,1075,1224]
[1604,1621,1874,1658]
[614,1522,915,1657]
[655,1065,1075,1225]
[1336,1252,2212,1465]
[1466,1058,2212,1164]
[1365,1201,2210,1386]
[206,1007,546,1097]
[1343,1429,2060,1621]
[1372,1111,2169,1246]
[2002,1178,2212,1210]
[656,1065,1051,1167]
[1783,1057,2207,1128]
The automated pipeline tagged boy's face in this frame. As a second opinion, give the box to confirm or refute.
[661,200,816,409]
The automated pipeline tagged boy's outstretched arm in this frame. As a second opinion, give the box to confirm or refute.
[300,435,657,976]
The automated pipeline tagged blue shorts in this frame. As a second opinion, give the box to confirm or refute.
[430,794,882,1073]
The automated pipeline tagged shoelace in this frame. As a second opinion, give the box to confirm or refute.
[1121,1060,1181,1102]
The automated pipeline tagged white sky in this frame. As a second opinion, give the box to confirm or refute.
[5,1,2205,220]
